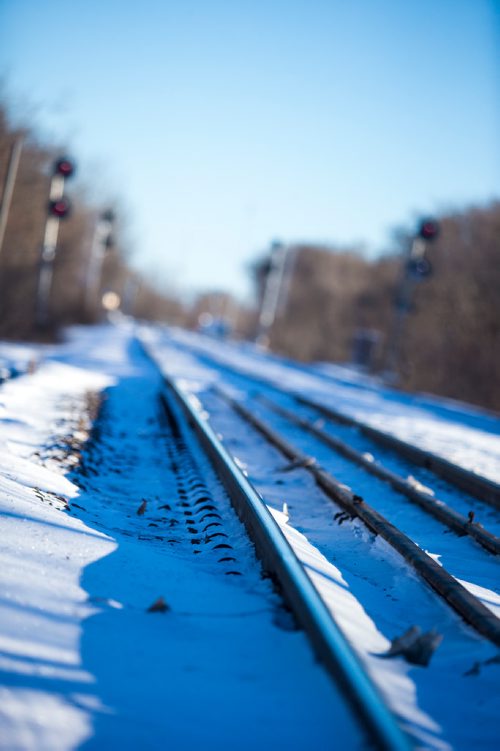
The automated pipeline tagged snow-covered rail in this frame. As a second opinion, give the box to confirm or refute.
[158,368,410,751]
[220,389,500,648]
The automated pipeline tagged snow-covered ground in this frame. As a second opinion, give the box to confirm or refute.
[0,322,499,750]
[0,325,363,750]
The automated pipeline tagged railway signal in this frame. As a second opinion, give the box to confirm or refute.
[385,217,441,379]
[255,240,285,348]
[407,256,432,279]
[418,218,440,242]
[48,197,71,219]
[405,217,440,280]
[255,240,297,348]
[36,156,76,327]
[54,157,76,179]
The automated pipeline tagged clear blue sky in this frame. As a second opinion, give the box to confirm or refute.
[1,0,499,300]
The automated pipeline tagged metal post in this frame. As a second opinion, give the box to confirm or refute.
[36,216,61,326]
[276,244,297,317]
[384,237,425,381]
[84,210,114,316]
[255,240,287,347]
[35,174,65,327]
[0,136,24,259]
[122,276,140,317]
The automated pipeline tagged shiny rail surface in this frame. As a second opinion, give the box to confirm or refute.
[219,390,500,649]
[154,370,411,751]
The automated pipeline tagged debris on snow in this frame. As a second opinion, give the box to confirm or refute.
[375,625,443,666]
[147,596,170,613]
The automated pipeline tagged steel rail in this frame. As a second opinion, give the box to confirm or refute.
[218,390,500,649]
[295,394,500,511]
[150,372,411,750]
[259,395,500,556]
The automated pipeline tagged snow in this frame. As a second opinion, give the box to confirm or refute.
[0,324,363,750]
[0,321,499,749]
[0,337,115,749]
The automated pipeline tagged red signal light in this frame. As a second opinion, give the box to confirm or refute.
[54,157,75,179]
[418,218,440,241]
[48,198,71,218]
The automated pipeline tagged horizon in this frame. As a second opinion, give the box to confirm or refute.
[1,0,499,300]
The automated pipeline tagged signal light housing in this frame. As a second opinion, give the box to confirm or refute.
[54,157,75,179]
[48,198,71,219]
[407,257,432,278]
[418,218,440,241]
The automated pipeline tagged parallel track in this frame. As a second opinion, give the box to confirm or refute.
[218,389,500,649]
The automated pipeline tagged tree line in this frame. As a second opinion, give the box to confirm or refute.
[251,203,500,411]
[1,96,498,411]
[0,100,186,339]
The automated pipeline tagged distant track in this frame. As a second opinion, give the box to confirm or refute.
[152,364,410,751]
[217,388,500,649]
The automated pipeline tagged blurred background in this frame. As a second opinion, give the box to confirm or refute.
[0,0,499,408]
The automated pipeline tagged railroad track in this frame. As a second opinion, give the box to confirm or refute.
[160,383,409,750]
[140,330,500,751]
[161,332,500,511]
[4,329,496,749]
[134,342,408,750]
[216,387,500,647]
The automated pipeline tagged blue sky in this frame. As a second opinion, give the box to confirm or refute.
[1,0,499,299]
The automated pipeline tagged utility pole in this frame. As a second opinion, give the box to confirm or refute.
[122,275,141,318]
[0,136,24,259]
[384,218,440,382]
[35,157,75,327]
[255,240,288,348]
[84,209,115,317]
